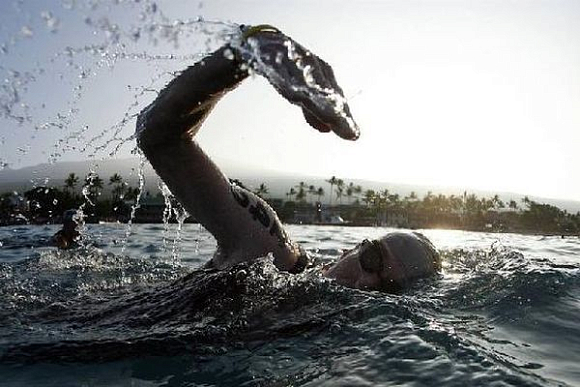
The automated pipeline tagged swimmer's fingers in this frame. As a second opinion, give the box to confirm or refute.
[237,25,360,141]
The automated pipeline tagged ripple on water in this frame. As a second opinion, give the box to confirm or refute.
[0,225,579,386]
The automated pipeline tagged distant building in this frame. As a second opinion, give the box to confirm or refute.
[376,209,409,228]
[133,193,166,223]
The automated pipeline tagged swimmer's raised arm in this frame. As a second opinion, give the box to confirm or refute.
[136,25,358,272]
[136,45,247,148]
[137,45,302,271]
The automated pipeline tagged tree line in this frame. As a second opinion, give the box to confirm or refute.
[0,172,140,225]
[1,173,579,235]
[272,176,580,235]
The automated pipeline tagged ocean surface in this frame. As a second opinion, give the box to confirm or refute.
[0,224,579,387]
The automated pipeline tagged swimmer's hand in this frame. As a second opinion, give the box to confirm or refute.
[235,25,360,141]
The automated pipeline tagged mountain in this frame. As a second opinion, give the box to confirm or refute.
[1,158,579,214]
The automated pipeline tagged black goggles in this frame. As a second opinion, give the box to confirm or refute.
[358,239,384,274]
[359,239,403,293]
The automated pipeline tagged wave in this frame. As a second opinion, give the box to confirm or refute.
[0,244,578,386]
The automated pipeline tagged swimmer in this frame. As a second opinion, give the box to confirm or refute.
[137,25,440,292]
[53,209,81,249]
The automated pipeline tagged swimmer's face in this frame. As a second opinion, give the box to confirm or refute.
[63,219,78,232]
[322,232,440,292]
[322,238,403,292]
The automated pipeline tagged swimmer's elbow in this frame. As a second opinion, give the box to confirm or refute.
[136,47,249,151]
[135,104,152,148]
[136,97,212,153]
[136,107,160,154]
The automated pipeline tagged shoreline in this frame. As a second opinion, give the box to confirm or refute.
[2,221,577,238]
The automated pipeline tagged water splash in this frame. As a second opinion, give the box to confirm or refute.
[1,1,236,165]
[160,181,174,253]
[158,180,190,266]
[121,151,146,254]
[41,11,61,33]
[171,202,190,266]
[232,30,359,139]
[0,1,238,253]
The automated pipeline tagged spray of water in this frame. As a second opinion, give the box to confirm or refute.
[0,1,238,261]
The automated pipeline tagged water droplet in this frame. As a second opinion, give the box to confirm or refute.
[20,26,34,38]
[223,48,234,60]
[41,11,61,33]
[275,52,284,64]
[130,28,141,41]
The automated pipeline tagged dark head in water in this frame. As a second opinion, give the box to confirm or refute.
[323,232,441,292]
[53,209,81,250]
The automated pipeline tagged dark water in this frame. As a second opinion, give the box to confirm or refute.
[1,224,579,386]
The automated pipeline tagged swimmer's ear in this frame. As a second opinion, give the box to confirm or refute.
[238,25,360,141]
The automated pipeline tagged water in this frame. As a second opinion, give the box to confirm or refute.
[1,2,579,385]
[1,224,579,386]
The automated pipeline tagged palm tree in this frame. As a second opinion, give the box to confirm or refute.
[64,173,79,194]
[109,173,125,201]
[308,185,317,203]
[346,182,357,204]
[316,187,325,203]
[83,172,103,205]
[295,181,307,203]
[522,196,531,209]
[381,189,390,209]
[84,173,103,200]
[480,197,494,212]
[286,187,296,202]
[326,176,338,205]
[335,179,345,204]
[295,188,307,202]
[403,191,418,210]
[254,183,269,198]
[363,189,376,207]
[124,186,141,202]
[373,191,387,224]
[448,194,463,213]
[388,193,401,210]
[492,194,505,210]
[109,173,122,185]
[353,184,362,203]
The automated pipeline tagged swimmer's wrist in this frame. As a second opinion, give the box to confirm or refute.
[240,24,281,41]
[228,24,284,68]
[287,249,309,274]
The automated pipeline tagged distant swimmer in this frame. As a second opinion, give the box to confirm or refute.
[53,209,81,249]
[136,24,440,292]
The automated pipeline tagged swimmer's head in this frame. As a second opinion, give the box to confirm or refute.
[322,232,440,292]
[62,209,78,230]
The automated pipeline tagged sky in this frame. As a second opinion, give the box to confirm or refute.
[0,0,579,202]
